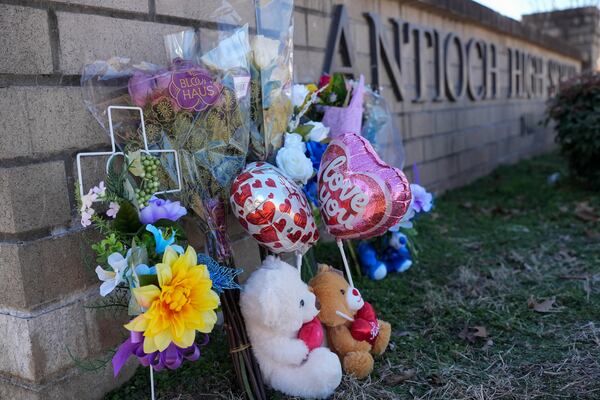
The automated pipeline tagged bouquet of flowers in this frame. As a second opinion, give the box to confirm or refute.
[277,72,414,279]
[80,22,266,399]
[276,72,408,207]
[77,152,241,379]
[247,0,295,162]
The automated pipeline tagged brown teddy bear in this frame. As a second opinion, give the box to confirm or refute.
[309,264,392,379]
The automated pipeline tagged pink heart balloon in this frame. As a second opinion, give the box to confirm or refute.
[317,132,411,240]
[230,162,319,254]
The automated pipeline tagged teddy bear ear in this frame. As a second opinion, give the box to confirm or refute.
[259,286,283,328]
[317,264,333,274]
[330,268,345,277]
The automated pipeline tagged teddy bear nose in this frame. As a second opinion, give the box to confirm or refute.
[352,288,359,296]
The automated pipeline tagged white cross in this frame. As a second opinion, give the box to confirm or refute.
[76,105,182,201]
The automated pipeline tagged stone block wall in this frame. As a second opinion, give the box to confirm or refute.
[523,7,600,71]
[295,0,580,191]
[0,0,582,399]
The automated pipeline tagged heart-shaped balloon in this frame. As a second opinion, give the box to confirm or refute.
[317,132,411,240]
[230,162,319,254]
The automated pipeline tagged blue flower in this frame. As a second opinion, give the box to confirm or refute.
[306,140,328,171]
[134,264,156,276]
[303,179,319,207]
[146,224,184,255]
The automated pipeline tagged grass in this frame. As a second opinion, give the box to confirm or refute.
[105,153,600,399]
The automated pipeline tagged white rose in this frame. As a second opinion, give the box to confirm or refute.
[292,84,310,108]
[276,147,314,185]
[251,35,279,70]
[283,132,306,152]
[305,121,330,142]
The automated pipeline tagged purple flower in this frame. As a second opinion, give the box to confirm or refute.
[128,71,155,107]
[128,70,173,107]
[410,184,433,213]
[139,196,187,224]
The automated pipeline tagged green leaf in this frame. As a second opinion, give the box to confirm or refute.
[292,123,314,139]
[138,274,159,287]
[153,219,187,241]
[330,73,348,106]
[123,179,138,207]
[127,151,144,177]
[105,156,128,200]
[113,201,142,235]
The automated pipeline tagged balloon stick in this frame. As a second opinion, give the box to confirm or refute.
[336,239,354,287]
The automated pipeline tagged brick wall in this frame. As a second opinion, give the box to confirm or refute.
[0,0,581,399]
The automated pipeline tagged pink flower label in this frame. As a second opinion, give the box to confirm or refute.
[169,68,221,112]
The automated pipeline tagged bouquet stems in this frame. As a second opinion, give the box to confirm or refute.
[200,200,266,400]
[219,277,266,400]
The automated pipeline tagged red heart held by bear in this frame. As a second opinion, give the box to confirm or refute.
[317,133,412,240]
[298,317,324,351]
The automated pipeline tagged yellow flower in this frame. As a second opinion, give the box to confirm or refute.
[124,246,220,353]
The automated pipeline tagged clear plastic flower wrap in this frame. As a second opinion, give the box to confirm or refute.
[247,0,294,162]
[361,86,406,169]
[82,24,252,262]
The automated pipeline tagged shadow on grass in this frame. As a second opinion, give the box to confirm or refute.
[106,153,600,400]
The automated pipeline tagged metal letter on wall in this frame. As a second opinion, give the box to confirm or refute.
[486,43,498,99]
[523,53,533,98]
[466,39,486,101]
[533,56,545,98]
[398,20,433,103]
[323,5,359,77]
[444,32,466,101]
[365,12,404,100]
[432,29,445,102]
[509,48,524,98]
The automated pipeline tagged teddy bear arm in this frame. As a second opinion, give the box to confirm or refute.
[259,336,309,366]
[371,320,391,356]
[329,325,372,356]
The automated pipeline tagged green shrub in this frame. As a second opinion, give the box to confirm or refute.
[546,74,600,188]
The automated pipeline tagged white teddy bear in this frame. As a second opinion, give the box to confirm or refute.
[240,256,342,399]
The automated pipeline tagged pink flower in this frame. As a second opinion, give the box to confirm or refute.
[319,74,331,88]
[80,190,98,212]
[155,70,172,91]
[92,181,106,197]
[81,209,94,227]
[128,70,174,107]
[106,202,120,219]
